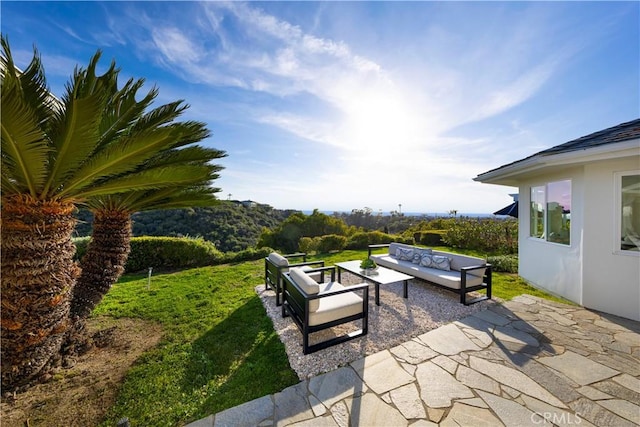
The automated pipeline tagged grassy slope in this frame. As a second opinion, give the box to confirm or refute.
[96,261,299,426]
[97,249,571,426]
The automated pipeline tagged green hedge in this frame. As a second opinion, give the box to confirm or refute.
[443,218,518,254]
[126,237,223,272]
[73,236,271,273]
[345,231,402,249]
[487,254,518,273]
[412,230,446,246]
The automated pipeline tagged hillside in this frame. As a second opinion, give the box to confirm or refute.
[74,202,297,252]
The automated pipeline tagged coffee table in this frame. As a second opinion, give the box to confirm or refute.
[336,260,414,306]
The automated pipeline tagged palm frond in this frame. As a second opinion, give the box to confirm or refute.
[1,36,62,130]
[98,78,156,147]
[89,186,221,212]
[131,100,188,133]
[1,73,51,196]
[132,187,221,211]
[58,126,178,197]
[73,164,216,199]
[144,146,227,168]
[170,121,212,146]
[42,92,106,196]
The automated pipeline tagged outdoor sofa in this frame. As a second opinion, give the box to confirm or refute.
[368,242,492,305]
[281,266,369,354]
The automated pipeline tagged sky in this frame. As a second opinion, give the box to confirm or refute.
[2,1,638,214]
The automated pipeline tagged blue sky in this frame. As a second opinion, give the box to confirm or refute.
[3,1,638,214]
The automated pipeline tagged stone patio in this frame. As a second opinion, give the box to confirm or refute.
[187,294,640,427]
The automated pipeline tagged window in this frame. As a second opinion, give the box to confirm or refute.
[530,186,545,239]
[620,173,640,252]
[530,180,571,245]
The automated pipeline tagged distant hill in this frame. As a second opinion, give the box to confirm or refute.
[74,201,297,252]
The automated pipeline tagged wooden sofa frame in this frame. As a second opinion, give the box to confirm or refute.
[264,252,324,306]
[281,266,369,354]
[368,244,492,305]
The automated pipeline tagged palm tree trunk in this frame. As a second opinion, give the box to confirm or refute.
[71,209,132,321]
[1,195,79,391]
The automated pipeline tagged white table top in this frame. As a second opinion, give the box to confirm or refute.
[336,260,414,285]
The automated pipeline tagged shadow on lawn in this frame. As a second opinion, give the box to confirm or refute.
[181,295,298,417]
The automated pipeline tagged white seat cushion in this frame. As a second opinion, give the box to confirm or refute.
[308,290,363,326]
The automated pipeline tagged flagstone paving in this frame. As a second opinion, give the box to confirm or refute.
[186,295,640,427]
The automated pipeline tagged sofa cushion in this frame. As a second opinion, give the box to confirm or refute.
[290,267,321,311]
[443,252,486,273]
[268,252,289,267]
[372,244,488,291]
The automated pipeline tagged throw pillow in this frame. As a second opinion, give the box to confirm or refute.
[420,253,433,268]
[414,248,433,263]
[396,247,414,261]
[431,255,451,271]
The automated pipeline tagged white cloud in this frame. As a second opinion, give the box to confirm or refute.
[102,2,632,212]
[151,27,203,65]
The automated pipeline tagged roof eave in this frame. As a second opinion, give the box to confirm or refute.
[474,138,640,186]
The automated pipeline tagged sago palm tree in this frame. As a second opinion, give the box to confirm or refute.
[70,147,225,325]
[1,36,225,391]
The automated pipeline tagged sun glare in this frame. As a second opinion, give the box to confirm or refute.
[340,89,423,156]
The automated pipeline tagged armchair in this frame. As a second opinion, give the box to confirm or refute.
[281,266,369,354]
[264,252,325,306]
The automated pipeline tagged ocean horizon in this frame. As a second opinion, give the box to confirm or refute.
[302,210,495,218]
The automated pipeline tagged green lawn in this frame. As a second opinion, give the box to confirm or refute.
[97,248,571,426]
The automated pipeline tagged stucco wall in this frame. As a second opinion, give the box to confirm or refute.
[517,159,640,321]
[518,167,584,304]
[582,158,640,321]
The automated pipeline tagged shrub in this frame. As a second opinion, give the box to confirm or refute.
[443,218,517,254]
[125,236,223,272]
[224,246,273,264]
[395,235,416,245]
[74,236,271,273]
[72,236,90,260]
[487,255,519,273]
[345,231,397,249]
[298,236,319,254]
[412,230,446,246]
[316,234,348,253]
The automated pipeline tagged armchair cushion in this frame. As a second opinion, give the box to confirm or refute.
[268,252,289,267]
[309,290,364,326]
[290,268,320,311]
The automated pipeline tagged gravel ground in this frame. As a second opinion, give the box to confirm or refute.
[256,271,499,380]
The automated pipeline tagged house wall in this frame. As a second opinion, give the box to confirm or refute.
[518,167,584,304]
[582,158,640,321]
[518,159,640,321]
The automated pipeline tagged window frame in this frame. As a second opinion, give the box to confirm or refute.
[529,179,572,246]
[614,170,640,256]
